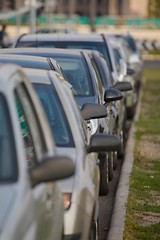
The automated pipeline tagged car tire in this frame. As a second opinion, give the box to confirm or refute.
[99,157,109,196]
[118,110,127,159]
[108,152,113,181]
[89,218,99,240]
[113,151,118,170]
[127,105,135,120]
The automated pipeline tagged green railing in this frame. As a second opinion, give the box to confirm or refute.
[4,15,160,28]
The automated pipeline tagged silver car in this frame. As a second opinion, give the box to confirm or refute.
[24,67,120,240]
[0,64,74,240]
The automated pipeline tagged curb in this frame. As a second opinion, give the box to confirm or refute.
[107,87,143,240]
[142,54,160,61]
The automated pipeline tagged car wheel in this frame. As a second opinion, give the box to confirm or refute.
[127,105,135,119]
[108,152,113,181]
[99,156,109,196]
[89,218,99,240]
[113,151,118,170]
[118,111,127,159]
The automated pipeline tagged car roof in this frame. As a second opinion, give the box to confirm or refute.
[16,33,104,44]
[0,54,51,70]
[0,64,22,91]
[23,67,51,84]
[1,47,86,59]
[24,67,66,85]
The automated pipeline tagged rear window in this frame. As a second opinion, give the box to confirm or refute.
[0,94,17,182]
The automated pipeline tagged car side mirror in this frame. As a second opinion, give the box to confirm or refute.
[30,155,74,187]
[81,103,107,120]
[104,88,123,103]
[127,68,135,75]
[87,134,120,153]
[113,81,132,92]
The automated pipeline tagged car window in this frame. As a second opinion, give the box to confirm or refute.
[15,94,37,169]
[90,57,103,98]
[96,54,112,87]
[54,57,93,97]
[62,83,88,144]
[33,83,75,148]
[112,48,121,73]
[124,35,138,53]
[16,39,112,71]
[15,83,44,167]
[16,41,57,48]
[0,94,17,182]
[59,41,112,70]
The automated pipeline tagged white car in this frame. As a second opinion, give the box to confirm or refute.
[0,64,74,240]
[24,68,120,240]
[109,36,138,119]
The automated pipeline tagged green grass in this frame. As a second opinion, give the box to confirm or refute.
[123,67,160,240]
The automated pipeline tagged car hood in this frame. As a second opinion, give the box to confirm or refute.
[56,147,77,193]
[75,96,97,108]
[0,186,16,232]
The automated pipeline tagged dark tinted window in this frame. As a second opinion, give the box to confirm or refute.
[33,83,75,147]
[0,95,17,182]
[16,41,57,48]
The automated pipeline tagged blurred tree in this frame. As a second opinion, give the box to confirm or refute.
[148,0,160,17]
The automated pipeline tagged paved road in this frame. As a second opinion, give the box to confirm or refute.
[99,158,123,240]
[98,120,131,240]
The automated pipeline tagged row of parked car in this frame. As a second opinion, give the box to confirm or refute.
[0,31,143,240]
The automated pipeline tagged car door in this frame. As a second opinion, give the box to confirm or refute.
[14,81,63,240]
[60,79,99,215]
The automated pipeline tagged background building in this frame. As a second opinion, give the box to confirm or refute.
[53,0,149,17]
[0,0,149,17]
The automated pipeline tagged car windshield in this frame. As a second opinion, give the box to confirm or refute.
[54,57,93,96]
[33,83,75,147]
[0,94,17,182]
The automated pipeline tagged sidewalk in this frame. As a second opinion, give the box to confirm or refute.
[6,25,160,41]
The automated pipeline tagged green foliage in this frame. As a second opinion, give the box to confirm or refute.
[148,0,160,17]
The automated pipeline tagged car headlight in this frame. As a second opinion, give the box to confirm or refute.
[89,119,98,135]
[63,193,72,210]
